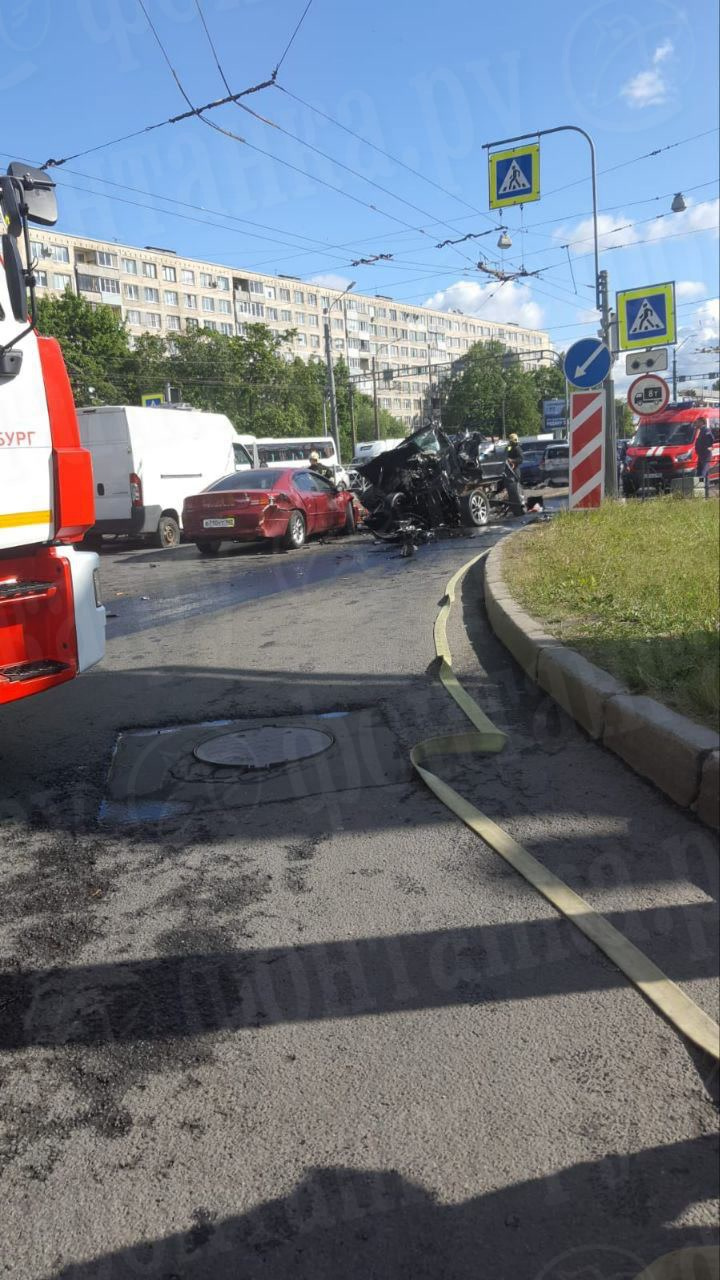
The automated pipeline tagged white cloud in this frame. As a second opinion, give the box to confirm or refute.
[693,297,719,342]
[620,40,674,108]
[307,272,354,292]
[423,279,544,329]
[617,40,671,108]
[554,199,719,254]
[676,281,707,300]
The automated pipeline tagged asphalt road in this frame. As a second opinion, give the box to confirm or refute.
[0,514,717,1280]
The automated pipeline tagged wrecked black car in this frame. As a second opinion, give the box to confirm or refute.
[354,426,531,553]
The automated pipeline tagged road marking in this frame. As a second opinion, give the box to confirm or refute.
[410,552,720,1062]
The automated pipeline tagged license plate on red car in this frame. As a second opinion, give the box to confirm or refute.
[203,517,235,528]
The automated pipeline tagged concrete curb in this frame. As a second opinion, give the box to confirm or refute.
[483,535,720,830]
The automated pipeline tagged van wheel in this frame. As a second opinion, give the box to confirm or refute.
[156,515,181,548]
[283,510,306,549]
[195,539,221,556]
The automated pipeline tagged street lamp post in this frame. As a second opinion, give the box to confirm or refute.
[483,125,617,496]
[323,280,355,460]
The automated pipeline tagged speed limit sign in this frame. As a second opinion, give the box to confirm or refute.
[627,373,670,416]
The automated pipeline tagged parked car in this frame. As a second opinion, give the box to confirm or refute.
[519,447,546,487]
[182,468,357,555]
[541,443,569,486]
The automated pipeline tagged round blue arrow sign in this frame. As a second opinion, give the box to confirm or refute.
[563,338,612,389]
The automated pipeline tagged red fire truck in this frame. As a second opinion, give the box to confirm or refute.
[623,403,720,497]
[0,163,105,705]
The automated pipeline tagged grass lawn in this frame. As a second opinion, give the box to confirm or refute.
[502,498,720,728]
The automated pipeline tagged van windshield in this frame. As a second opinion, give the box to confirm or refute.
[633,420,696,447]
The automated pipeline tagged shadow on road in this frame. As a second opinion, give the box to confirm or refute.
[49,1136,718,1280]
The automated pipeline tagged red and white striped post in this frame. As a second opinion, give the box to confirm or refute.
[569,390,605,508]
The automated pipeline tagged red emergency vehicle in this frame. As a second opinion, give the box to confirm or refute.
[0,163,105,705]
[623,403,720,497]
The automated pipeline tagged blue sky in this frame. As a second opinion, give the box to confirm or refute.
[5,0,718,383]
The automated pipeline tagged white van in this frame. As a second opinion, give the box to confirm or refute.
[77,406,253,547]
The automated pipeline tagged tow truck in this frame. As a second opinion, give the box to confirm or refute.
[0,163,105,705]
[623,402,720,497]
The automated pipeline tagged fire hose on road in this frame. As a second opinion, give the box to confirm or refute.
[411,551,720,1062]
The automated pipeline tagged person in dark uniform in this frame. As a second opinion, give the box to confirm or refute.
[308,450,334,483]
[506,433,523,472]
[695,419,714,497]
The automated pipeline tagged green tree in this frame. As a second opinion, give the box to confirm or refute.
[441,340,542,436]
[529,363,566,410]
[35,290,137,405]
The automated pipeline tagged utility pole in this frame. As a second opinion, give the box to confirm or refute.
[348,381,357,457]
[371,355,380,440]
[599,269,617,497]
[323,311,340,460]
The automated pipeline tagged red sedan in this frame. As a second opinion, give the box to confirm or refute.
[183,468,357,555]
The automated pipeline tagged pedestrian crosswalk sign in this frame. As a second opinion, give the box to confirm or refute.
[616,281,676,349]
[488,144,540,209]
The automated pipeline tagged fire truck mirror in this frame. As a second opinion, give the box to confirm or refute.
[7,163,57,226]
[1,235,29,325]
[0,349,23,381]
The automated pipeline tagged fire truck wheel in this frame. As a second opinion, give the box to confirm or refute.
[155,515,181,549]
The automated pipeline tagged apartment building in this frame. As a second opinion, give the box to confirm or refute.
[27,229,550,429]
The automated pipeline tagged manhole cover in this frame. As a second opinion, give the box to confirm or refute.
[193,725,334,769]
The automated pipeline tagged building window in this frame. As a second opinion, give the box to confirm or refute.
[249,302,264,317]
[295,312,305,325]
[200,272,213,288]
[186,317,198,329]
[98,276,120,294]
[164,290,179,306]
[142,262,157,278]
[296,332,307,347]
[219,322,234,335]
[77,274,100,293]
[332,317,343,331]
[52,274,71,290]
[280,309,292,322]
[50,244,70,263]
[166,314,181,331]
[125,309,141,324]
[217,298,232,314]
[162,265,177,282]
[122,257,138,274]
[181,268,194,284]
[35,270,48,287]
[267,307,279,321]
[279,287,291,302]
[310,334,320,348]
[97,250,117,268]
[202,296,215,312]
[144,286,159,303]
[144,312,161,328]
[265,285,276,300]
[124,283,140,300]
[203,319,217,331]
[293,290,304,304]
[184,293,197,309]
[216,277,230,292]
[307,292,317,306]
[308,314,318,327]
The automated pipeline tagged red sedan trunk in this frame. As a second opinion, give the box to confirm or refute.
[182,467,354,552]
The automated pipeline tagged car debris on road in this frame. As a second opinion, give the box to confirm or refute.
[353,426,542,555]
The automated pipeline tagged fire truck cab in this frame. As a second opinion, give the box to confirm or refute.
[0,163,105,705]
[623,403,720,497]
